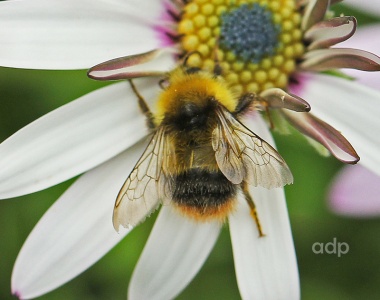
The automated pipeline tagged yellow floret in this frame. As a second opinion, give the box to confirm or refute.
[178,0,304,94]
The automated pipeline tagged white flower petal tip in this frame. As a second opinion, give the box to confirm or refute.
[259,88,311,112]
[229,190,299,300]
[329,165,380,217]
[282,110,360,164]
[305,16,357,50]
[11,142,148,299]
[88,48,177,81]
[0,82,149,199]
[128,206,221,300]
[301,48,380,72]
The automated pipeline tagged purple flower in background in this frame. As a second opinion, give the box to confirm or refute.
[330,165,380,217]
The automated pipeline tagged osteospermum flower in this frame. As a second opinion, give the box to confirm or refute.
[0,0,380,299]
[0,1,299,299]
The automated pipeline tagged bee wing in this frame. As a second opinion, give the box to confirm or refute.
[212,106,293,189]
[113,126,173,231]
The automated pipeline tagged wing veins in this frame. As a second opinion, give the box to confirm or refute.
[113,126,172,230]
[213,106,293,188]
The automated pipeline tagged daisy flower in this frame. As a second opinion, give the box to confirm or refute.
[0,0,380,299]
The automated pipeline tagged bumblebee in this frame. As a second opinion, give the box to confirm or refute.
[113,63,294,236]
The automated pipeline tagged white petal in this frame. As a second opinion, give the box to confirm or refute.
[12,141,147,299]
[0,79,161,199]
[0,0,174,69]
[344,0,380,17]
[339,25,380,90]
[290,73,380,175]
[129,207,221,300]
[230,114,299,300]
[229,191,299,300]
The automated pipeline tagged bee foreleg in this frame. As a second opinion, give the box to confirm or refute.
[241,182,265,238]
[235,94,275,129]
[234,93,255,116]
[128,79,155,130]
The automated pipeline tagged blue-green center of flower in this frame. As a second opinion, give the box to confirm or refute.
[219,4,280,63]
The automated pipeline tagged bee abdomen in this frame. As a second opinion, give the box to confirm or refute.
[172,168,237,221]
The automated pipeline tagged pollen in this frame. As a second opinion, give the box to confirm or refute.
[178,0,304,94]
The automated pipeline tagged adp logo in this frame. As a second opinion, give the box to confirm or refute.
[312,237,349,258]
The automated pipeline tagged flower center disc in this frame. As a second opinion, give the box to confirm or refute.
[178,0,304,94]
[219,4,280,63]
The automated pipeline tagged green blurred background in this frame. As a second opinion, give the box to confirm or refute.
[1,3,380,300]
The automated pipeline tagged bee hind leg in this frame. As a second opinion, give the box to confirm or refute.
[128,79,155,130]
[241,182,265,238]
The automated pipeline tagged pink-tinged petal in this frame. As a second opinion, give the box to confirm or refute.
[329,165,380,217]
[0,79,162,199]
[230,114,299,299]
[12,142,147,299]
[259,88,311,112]
[0,0,173,69]
[305,16,357,50]
[129,207,221,300]
[88,48,177,80]
[300,48,380,72]
[282,110,359,164]
[344,0,380,17]
[290,72,380,175]
[339,25,380,90]
[301,0,330,31]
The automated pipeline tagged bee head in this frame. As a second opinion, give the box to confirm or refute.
[155,65,238,126]
[164,96,217,131]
